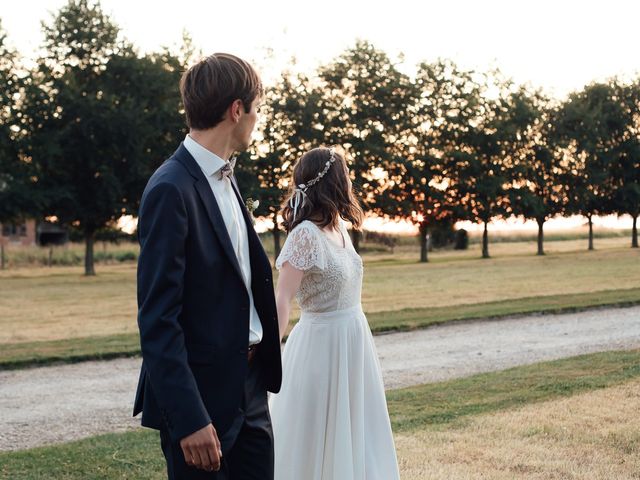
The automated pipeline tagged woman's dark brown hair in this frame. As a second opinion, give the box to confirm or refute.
[180,53,263,130]
[280,147,364,233]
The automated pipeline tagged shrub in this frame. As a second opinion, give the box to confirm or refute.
[454,229,469,250]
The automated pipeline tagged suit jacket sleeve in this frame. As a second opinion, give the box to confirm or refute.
[137,181,211,442]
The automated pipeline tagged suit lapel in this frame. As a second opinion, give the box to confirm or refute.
[174,144,245,284]
[194,180,245,281]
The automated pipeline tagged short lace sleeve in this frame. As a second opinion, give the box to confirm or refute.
[275,222,327,271]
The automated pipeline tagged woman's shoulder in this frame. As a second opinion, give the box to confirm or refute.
[284,220,322,246]
[289,219,320,236]
[277,220,327,271]
[290,218,350,241]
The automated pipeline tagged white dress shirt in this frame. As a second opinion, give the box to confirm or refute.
[183,135,263,346]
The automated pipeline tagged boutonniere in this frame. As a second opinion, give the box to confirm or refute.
[245,198,260,225]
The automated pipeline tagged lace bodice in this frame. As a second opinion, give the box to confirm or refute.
[275,220,363,313]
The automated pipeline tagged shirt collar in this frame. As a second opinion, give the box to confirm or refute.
[183,134,227,178]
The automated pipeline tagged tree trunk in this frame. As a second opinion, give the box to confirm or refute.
[85,229,96,276]
[482,221,490,259]
[419,222,428,263]
[351,229,361,253]
[272,214,282,265]
[537,218,545,256]
[0,243,5,270]
[632,214,638,248]
[587,215,594,251]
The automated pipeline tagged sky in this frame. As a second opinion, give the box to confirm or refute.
[2,0,639,99]
[2,0,637,233]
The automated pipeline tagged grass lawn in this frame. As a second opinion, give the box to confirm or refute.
[2,349,639,479]
[360,236,639,314]
[0,236,638,368]
[396,377,640,479]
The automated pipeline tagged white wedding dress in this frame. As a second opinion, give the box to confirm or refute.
[270,219,400,480]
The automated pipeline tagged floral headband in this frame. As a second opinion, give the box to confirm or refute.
[289,147,337,222]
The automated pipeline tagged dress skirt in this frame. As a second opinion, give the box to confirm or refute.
[269,304,401,480]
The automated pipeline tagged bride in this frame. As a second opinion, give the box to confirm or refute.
[269,147,400,480]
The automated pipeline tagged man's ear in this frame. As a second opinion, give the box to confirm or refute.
[229,99,243,123]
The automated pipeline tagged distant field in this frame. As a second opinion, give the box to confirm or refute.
[360,236,639,313]
[466,225,630,245]
[0,225,634,268]
[0,236,638,346]
[0,241,138,269]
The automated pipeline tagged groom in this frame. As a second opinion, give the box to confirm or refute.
[132,53,282,479]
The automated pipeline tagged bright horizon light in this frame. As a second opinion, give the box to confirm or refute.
[117,213,635,237]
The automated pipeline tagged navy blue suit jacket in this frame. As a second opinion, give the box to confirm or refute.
[132,143,282,443]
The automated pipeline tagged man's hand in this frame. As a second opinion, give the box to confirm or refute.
[179,423,222,472]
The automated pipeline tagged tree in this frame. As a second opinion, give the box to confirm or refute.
[506,89,566,255]
[23,0,184,275]
[0,20,40,223]
[555,82,621,250]
[0,21,25,268]
[445,71,515,259]
[610,79,640,248]
[383,60,477,262]
[317,41,415,251]
[236,70,324,262]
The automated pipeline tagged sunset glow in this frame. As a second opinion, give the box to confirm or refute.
[252,214,634,236]
[117,213,635,237]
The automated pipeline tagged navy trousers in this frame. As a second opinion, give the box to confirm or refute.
[159,359,274,479]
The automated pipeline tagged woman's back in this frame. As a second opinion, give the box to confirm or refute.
[276,220,363,313]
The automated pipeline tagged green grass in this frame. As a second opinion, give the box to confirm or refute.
[2,348,639,479]
[0,429,165,480]
[2,287,639,370]
[365,287,640,332]
[359,237,640,314]
[387,348,640,433]
[0,333,141,370]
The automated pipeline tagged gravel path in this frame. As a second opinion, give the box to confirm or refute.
[1,305,639,452]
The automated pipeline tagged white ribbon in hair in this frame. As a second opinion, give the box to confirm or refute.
[289,184,308,222]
